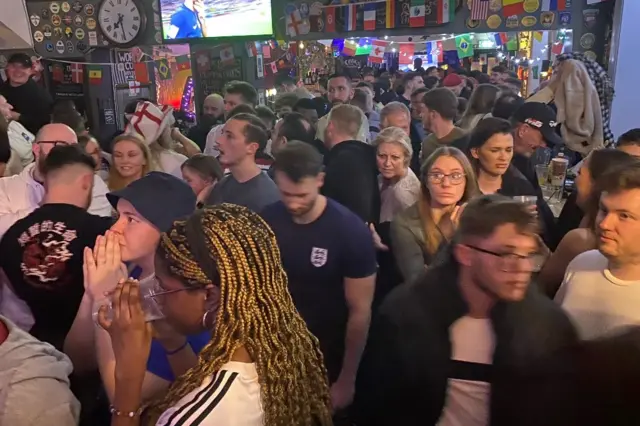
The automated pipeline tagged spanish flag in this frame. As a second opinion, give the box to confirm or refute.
[386,0,395,29]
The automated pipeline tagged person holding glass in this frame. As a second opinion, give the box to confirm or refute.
[391,146,478,284]
[538,149,640,297]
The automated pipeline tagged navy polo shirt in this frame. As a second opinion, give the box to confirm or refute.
[261,198,377,381]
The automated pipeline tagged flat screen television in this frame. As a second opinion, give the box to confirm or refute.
[160,0,273,41]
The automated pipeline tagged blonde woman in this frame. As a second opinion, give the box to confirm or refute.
[108,134,153,191]
[391,146,479,283]
[375,127,421,223]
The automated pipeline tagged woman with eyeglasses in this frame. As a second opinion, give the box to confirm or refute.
[391,146,479,284]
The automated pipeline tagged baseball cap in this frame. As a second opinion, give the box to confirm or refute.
[442,74,463,87]
[7,53,32,68]
[512,102,563,146]
[107,172,196,232]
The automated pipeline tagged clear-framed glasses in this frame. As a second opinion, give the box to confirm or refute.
[427,171,466,185]
[465,244,538,272]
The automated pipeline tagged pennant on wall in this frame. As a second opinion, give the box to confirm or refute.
[364,3,376,31]
[386,0,396,28]
[502,0,525,17]
[325,5,336,32]
[344,4,356,31]
[471,0,490,20]
[437,0,455,24]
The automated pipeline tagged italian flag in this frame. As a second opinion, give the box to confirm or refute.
[437,0,455,24]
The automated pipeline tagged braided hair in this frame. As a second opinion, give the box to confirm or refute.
[145,204,332,426]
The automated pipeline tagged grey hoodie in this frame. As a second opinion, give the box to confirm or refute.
[0,316,79,426]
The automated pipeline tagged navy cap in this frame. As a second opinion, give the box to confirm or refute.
[107,172,196,232]
[512,102,563,146]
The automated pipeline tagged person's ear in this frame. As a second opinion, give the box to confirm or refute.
[470,147,480,160]
[317,172,325,189]
[453,243,472,267]
[81,172,93,191]
[32,142,40,158]
[281,136,288,146]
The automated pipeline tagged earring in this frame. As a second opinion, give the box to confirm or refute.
[201,310,211,329]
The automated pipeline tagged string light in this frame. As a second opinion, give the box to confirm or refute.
[384,35,388,40]
[299,42,304,49]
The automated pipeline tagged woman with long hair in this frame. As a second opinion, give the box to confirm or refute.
[99,204,332,426]
[391,146,478,283]
[181,154,224,207]
[108,134,154,191]
[539,149,640,297]
[457,84,500,130]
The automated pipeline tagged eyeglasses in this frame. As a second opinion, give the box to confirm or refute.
[465,244,538,272]
[36,140,72,146]
[427,171,466,185]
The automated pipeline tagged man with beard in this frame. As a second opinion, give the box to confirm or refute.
[0,123,111,238]
[315,74,370,144]
[0,54,52,135]
[0,145,111,349]
[262,141,376,419]
[187,94,224,151]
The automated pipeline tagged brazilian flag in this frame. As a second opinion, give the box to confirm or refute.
[455,34,474,59]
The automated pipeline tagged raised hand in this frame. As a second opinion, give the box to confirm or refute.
[83,231,128,302]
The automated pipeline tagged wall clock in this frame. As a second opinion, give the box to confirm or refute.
[98,0,146,46]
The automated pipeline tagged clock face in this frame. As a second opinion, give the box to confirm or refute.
[98,0,144,45]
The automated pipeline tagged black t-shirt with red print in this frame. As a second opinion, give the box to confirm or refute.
[0,203,111,348]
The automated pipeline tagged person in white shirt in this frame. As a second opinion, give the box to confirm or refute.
[0,95,34,175]
[557,162,640,340]
[96,204,332,425]
[0,123,111,238]
[204,81,258,157]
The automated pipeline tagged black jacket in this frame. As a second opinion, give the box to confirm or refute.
[0,78,52,134]
[354,250,577,426]
[322,140,380,224]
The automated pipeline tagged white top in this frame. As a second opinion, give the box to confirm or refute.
[438,316,495,426]
[378,169,421,223]
[556,249,640,340]
[204,124,223,157]
[0,163,111,238]
[156,361,263,426]
[7,121,34,167]
[158,150,188,179]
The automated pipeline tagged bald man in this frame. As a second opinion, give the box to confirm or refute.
[0,123,111,238]
[188,94,225,151]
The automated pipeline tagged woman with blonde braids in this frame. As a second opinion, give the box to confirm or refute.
[98,204,333,426]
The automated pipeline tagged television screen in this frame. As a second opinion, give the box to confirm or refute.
[160,0,273,41]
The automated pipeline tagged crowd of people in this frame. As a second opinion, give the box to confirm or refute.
[0,50,639,426]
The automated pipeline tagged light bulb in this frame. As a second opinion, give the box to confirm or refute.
[384,35,388,40]
[528,59,534,64]
[392,48,396,53]
[299,42,304,49]
[515,59,520,64]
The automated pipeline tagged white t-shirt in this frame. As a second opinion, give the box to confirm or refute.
[556,249,640,340]
[438,316,495,426]
[156,361,262,426]
[204,125,223,157]
[158,150,188,179]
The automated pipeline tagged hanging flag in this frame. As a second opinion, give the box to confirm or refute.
[262,45,271,59]
[343,39,358,56]
[533,31,544,42]
[70,63,83,84]
[502,0,525,17]
[369,39,386,64]
[129,80,141,96]
[410,0,426,27]
[176,55,191,71]
[88,66,102,85]
[426,40,443,63]
[219,45,235,66]
[471,0,490,20]
[541,0,566,11]
[506,36,518,51]
[399,43,414,65]
[270,62,277,73]
[364,3,376,31]
[155,58,172,80]
[134,62,149,84]
[325,6,336,32]
[386,0,396,28]
[456,34,475,59]
[246,42,258,57]
[494,32,508,45]
[344,4,356,31]
[52,64,64,83]
[437,0,455,24]
[551,41,564,55]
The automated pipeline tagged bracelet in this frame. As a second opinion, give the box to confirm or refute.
[109,405,143,418]
[165,340,189,355]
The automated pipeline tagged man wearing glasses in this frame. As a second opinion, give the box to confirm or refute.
[355,195,577,426]
[0,123,111,238]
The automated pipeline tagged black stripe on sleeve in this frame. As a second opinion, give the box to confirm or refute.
[189,372,239,426]
[448,360,493,383]
[168,371,228,426]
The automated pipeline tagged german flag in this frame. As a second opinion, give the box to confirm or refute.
[386,0,395,28]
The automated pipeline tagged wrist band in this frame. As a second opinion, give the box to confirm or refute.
[165,340,189,355]
[110,405,143,418]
